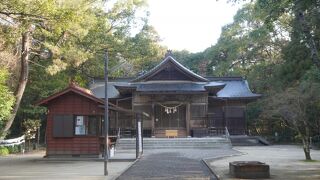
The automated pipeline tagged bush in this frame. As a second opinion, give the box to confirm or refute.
[7,145,21,154]
[0,146,9,156]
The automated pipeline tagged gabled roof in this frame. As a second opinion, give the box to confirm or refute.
[36,83,104,106]
[132,56,208,82]
[36,83,134,113]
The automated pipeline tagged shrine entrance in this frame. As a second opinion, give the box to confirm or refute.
[154,103,186,129]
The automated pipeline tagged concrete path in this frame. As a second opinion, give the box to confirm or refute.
[0,152,133,180]
[117,148,238,180]
[209,145,320,180]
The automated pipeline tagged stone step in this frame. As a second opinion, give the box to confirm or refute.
[230,135,269,146]
[116,137,232,149]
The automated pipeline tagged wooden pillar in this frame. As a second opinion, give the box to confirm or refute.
[186,103,190,137]
[151,102,155,137]
[116,100,119,131]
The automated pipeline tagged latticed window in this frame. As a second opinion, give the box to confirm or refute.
[191,104,207,119]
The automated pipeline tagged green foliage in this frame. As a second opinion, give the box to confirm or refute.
[6,145,21,154]
[0,69,15,134]
[22,119,41,140]
[0,0,166,137]
[174,1,320,150]
[0,146,9,156]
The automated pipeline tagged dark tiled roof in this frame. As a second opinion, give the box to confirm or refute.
[215,80,261,99]
[90,80,130,99]
[136,83,206,93]
[205,76,244,81]
[89,77,260,99]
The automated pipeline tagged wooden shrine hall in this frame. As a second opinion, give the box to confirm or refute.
[90,53,261,138]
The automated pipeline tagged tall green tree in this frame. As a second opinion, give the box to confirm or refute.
[0,68,15,137]
[0,0,148,136]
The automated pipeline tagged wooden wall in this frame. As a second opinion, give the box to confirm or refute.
[189,94,208,129]
[207,99,247,135]
[115,98,133,129]
[46,92,103,156]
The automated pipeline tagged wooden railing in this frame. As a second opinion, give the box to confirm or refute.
[192,127,226,137]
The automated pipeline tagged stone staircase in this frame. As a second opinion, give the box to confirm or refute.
[230,135,270,146]
[116,137,232,150]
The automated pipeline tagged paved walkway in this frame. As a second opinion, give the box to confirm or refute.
[209,145,320,180]
[117,148,238,180]
[0,152,133,180]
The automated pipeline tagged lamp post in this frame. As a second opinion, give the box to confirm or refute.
[104,49,109,176]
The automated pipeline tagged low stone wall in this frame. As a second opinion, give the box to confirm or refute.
[229,161,270,179]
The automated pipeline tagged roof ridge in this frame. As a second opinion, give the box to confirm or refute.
[206,76,244,81]
[132,55,208,82]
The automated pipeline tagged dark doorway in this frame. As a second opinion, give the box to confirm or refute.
[154,104,186,129]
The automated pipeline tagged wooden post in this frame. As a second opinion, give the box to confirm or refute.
[116,99,119,132]
[104,49,109,176]
[186,103,190,137]
[151,102,155,137]
[37,126,40,149]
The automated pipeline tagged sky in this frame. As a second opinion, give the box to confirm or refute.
[147,0,244,53]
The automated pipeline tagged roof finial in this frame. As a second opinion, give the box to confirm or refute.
[165,49,173,58]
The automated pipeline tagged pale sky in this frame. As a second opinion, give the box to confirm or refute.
[147,0,244,53]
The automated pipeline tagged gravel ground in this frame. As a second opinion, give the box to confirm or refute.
[0,152,133,180]
[209,145,320,180]
[117,148,239,180]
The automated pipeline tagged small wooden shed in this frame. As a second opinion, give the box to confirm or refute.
[36,83,126,157]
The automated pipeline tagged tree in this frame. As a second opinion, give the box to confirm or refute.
[261,81,320,160]
[231,0,320,69]
[0,68,15,137]
[205,3,289,77]
[0,0,95,136]
[0,0,148,136]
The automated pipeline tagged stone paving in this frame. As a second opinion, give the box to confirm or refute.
[117,148,239,180]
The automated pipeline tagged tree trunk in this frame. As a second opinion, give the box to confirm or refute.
[2,30,31,136]
[302,137,312,160]
[297,11,320,69]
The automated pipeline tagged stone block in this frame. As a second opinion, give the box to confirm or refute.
[229,161,270,179]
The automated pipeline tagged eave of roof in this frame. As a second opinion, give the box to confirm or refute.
[209,95,262,103]
[36,83,104,106]
[132,56,208,82]
[90,77,262,100]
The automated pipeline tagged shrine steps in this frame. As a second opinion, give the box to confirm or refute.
[230,135,270,146]
[116,137,231,150]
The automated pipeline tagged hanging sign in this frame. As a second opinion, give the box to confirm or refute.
[76,116,84,125]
